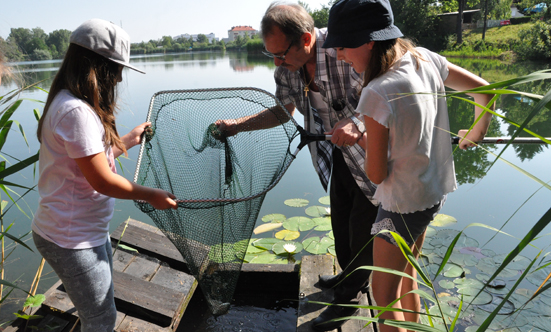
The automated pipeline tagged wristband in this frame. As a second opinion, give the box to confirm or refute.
[350,115,365,133]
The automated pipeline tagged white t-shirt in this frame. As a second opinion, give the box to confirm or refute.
[32,89,117,249]
[358,47,457,214]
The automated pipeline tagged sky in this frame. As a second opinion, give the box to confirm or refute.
[0,0,330,43]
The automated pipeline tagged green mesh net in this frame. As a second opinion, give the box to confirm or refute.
[133,87,316,315]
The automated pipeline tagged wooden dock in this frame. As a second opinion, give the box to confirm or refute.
[297,255,376,332]
[6,218,375,332]
[6,219,197,332]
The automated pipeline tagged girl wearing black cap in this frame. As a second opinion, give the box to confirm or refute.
[324,0,493,331]
[33,19,177,331]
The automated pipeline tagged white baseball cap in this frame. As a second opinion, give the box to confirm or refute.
[70,19,145,74]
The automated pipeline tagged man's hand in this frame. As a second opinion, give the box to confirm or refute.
[326,118,362,147]
[215,119,239,137]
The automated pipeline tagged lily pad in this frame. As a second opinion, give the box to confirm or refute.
[533,314,551,331]
[261,213,286,223]
[306,206,329,217]
[460,289,493,305]
[327,245,336,256]
[273,241,303,255]
[430,214,458,227]
[459,246,487,260]
[246,240,267,254]
[275,229,300,241]
[455,234,479,248]
[286,216,314,231]
[252,238,281,251]
[243,251,271,263]
[493,254,531,270]
[449,252,479,267]
[442,263,464,278]
[312,217,332,231]
[253,222,283,234]
[283,217,301,231]
[439,279,455,289]
[303,237,324,254]
[430,229,461,247]
[318,195,330,205]
[425,226,437,237]
[526,266,551,288]
[249,252,279,264]
[284,198,309,207]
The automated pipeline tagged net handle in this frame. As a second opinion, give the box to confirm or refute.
[451,136,551,144]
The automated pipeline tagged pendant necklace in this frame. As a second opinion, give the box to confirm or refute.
[302,66,314,97]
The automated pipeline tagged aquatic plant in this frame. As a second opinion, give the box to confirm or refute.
[1,76,46,325]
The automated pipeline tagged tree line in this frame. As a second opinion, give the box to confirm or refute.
[1,0,551,62]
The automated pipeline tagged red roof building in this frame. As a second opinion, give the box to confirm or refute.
[227,26,258,42]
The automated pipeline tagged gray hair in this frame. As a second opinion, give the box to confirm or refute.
[261,1,315,46]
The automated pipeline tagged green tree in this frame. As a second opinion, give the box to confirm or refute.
[391,0,443,49]
[0,38,24,61]
[197,34,208,44]
[515,21,551,59]
[8,28,33,55]
[32,49,52,61]
[161,36,173,48]
[47,29,71,58]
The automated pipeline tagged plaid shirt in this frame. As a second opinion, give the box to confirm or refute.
[275,28,377,202]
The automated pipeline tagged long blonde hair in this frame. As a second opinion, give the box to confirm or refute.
[37,44,126,155]
[362,38,424,87]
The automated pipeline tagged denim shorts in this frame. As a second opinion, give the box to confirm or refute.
[371,198,445,247]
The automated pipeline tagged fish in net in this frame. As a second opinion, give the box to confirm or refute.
[133,87,327,315]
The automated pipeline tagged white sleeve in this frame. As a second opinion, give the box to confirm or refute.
[55,106,105,159]
[357,87,392,129]
[418,47,449,82]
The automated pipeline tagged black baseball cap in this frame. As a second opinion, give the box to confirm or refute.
[323,0,403,49]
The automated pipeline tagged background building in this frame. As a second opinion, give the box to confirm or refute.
[227,26,258,42]
[174,33,219,43]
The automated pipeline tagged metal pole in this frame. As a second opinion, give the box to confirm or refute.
[452,137,551,144]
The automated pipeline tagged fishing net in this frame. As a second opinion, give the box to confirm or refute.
[133,87,321,315]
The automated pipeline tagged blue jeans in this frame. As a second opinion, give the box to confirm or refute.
[33,232,116,332]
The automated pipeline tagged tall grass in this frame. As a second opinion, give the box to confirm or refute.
[310,69,551,331]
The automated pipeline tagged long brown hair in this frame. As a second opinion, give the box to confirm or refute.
[37,43,126,155]
[362,38,424,87]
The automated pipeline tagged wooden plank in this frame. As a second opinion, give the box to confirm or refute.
[151,264,196,293]
[150,264,197,331]
[341,292,375,332]
[113,248,137,271]
[297,255,375,332]
[113,270,184,326]
[122,255,161,281]
[111,219,185,266]
[42,280,78,317]
[116,314,172,332]
[297,255,335,332]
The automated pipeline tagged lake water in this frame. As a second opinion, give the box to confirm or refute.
[1,51,551,329]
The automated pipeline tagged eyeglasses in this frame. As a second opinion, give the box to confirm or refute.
[262,42,293,61]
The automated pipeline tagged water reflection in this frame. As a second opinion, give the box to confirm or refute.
[3,52,550,187]
[1,52,550,331]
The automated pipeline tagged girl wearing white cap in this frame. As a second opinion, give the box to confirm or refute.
[32,19,177,331]
[323,0,494,331]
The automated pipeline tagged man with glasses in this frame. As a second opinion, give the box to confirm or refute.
[216,3,378,330]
